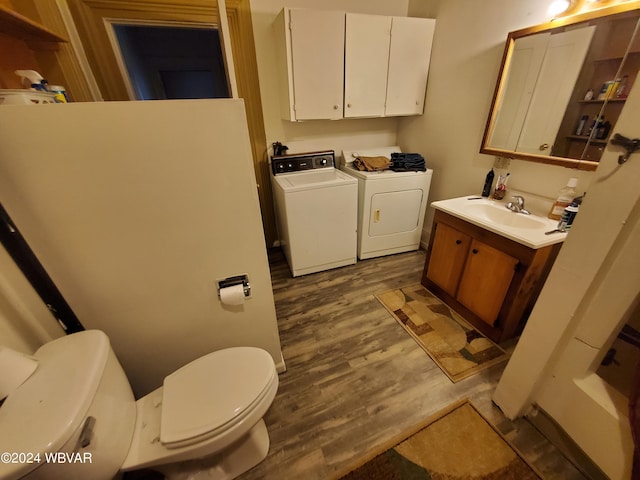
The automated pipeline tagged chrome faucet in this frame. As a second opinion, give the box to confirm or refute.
[505,195,530,215]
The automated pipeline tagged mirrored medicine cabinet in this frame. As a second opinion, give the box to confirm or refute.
[481,3,640,171]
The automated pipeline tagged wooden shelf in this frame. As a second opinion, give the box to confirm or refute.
[594,51,640,62]
[0,5,66,43]
[579,98,626,104]
[566,135,608,145]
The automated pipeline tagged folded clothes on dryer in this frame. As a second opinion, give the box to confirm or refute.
[353,155,391,171]
[390,152,426,172]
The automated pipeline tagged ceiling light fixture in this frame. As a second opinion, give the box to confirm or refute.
[548,0,573,16]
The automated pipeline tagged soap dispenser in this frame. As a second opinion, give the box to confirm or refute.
[548,178,578,220]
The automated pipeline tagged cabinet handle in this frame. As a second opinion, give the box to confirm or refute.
[472,248,479,254]
[455,239,462,245]
[374,209,380,222]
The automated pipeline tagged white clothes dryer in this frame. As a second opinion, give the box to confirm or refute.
[271,151,357,277]
[341,146,433,260]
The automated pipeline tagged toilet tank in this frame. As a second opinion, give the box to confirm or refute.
[0,330,136,480]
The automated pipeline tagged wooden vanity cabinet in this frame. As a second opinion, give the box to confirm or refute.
[421,210,562,343]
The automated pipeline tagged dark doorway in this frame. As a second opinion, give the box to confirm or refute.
[113,24,230,100]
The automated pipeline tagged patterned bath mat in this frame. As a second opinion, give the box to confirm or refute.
[335,399,541,479]
[376,284,508,382]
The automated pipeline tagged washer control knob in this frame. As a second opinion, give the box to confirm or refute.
[319,158,327,166]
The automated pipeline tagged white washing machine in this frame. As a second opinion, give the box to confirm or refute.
[271,150,358,277]
[341,146,433,260]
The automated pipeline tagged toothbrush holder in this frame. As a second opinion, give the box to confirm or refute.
[492,175,508,200]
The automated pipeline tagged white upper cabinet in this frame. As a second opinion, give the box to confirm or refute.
[276,8,436,121]
[385,16,436,116]
[344,13,392,118]
[275,8,345,121]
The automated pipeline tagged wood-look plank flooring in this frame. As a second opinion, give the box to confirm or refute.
[237,249,588,480]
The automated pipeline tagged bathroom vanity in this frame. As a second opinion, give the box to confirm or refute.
[421,196,565,343]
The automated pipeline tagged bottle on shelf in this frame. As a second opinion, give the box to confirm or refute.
[14,69,48,91]
[596,120,611,140]
[616,75,629,99]
[583,88,594,101]
[587,115,603,137]
[548,178,578,220]
[575,115,589,136]
[597,81,617,100]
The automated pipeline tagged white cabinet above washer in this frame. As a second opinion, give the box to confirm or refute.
[275,8,436,121]
[344,13,391,118]
[274,8,345,121]
[345,14,435,118]
[385,16,436,116]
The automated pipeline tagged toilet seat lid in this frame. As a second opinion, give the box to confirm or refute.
[160,347,275,445]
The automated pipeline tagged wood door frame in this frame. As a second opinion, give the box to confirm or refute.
[40,0,275,245]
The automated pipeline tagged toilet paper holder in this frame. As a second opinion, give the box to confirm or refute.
[217,274,251,299]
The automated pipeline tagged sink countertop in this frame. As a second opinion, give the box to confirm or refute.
[431,195,567,249]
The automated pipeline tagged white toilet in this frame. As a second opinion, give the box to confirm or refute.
[0,330,278,480]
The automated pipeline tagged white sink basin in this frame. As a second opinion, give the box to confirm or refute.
[431,196,566,249]
[465,203,548,230]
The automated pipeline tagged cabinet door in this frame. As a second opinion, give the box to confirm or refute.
[344,13,391,118]
[515,25,596,155]
[457,239,519,326]
[288,9,345,120]
[385,17,435,116]
[426,223,471,296]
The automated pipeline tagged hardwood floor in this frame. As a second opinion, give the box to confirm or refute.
[237,249,588,479]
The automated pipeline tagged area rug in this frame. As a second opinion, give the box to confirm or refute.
[335,399,541,479]
[376,284,508,382]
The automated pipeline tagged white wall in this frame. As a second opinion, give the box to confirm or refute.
[400,0,596,240]
[249,0,410,156]
[0,100,283,398]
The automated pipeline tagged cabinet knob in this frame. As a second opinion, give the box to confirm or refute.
[539,143,549,151]
[333,104,340,110]
[472,248,479,254]
[455,239,462,245]
[347,103,352,108]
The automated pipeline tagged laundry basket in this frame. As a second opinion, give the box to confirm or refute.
[0,89,58,105]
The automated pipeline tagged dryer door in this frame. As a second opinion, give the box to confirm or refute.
[369,189,423,236]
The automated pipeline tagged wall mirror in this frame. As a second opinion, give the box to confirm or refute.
[481,3,640,171]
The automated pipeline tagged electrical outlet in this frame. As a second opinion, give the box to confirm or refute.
[493,157,511,170]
